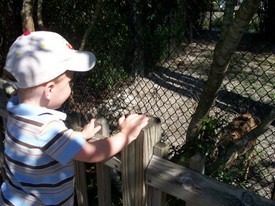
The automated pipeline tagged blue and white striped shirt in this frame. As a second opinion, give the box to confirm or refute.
[0,96,86,205]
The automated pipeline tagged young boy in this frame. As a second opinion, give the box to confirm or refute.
[0,31,148,205]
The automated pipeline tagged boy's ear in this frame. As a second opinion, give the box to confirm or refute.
[44,81,55,100]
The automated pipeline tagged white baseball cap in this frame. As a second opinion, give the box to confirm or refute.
[4,31,96,88]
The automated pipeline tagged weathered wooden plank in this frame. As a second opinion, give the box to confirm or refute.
[147,142,169,206]
[0,79,12,182]
[103,155,121,172]
[146,155,275,206]
[74,161,89,206]
[95,117,112,206]
[87,133,123,172]
[0,78,14,127]
[67,113,89,206]
[187,153,206,206]
[272,185,275,201]
[189,153,206,174]
[121,117,162,206]
[0,109,7,119]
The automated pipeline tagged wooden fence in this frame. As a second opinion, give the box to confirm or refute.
[0,79,275,206]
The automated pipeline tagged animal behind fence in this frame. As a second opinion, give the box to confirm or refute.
[217,113,261,175]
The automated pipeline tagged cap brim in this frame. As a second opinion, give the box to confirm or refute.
[66,50,96,72]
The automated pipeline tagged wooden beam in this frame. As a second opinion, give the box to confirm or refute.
[68,112,89,206]
[146,155,275,206]
[121,117,162,206]
[95,118,112,206]
[147,142,169,206]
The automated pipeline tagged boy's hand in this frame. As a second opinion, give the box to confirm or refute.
[118,114,148,142]
[82,119,102,140]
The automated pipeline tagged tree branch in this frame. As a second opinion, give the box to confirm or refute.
[79,0,104,50]
[37,0,45,30]
[185,0,261,143]
[21,0,35,32]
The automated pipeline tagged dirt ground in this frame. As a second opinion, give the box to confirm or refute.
[89,40,275,199]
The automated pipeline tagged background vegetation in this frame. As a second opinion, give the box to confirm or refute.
[1,0,274,205]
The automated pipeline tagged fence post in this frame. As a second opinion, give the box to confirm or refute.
[121,117,162,206]
[67,112,89,206]
[95,118,112,206]
[272,182,275,201]
[146,142,169,206]
[0,80,8,183]
[0,79,16,183]
[69,116,113,206]
[0,79,16,129]
[186,152,206,206]
[189,152,206,174]
[74,160,89,206]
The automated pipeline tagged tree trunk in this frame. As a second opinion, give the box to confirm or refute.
[186,0,261,144]
[37,0,45,30]
[21,0,35,32]
[79,0,104,50]
[130,0,145,78]
[220,0,235,38]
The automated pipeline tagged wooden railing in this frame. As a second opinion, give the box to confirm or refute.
[1,78,275,206]
[88,119,275,206]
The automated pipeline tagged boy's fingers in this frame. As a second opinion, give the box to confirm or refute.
[130,114,148,123]
[139,116,149,126]
[125,113,138,120]
[94,125,102,132]
[118,115,126,126]
[119,113,148,128]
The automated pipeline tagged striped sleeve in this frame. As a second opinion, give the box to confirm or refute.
[39,120,86,165]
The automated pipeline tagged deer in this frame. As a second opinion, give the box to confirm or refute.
[217,113,261,176]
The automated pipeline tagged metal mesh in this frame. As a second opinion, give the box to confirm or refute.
[45,0,274,200]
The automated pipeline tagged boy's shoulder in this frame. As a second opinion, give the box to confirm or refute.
[7,96,67,125]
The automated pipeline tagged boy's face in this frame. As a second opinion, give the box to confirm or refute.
[48,71,74,109]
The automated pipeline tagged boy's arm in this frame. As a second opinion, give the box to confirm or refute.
[73,114,148,163]
[74,132,129,162]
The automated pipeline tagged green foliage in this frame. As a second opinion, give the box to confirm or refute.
[0,1,22,74]
[211,16,224,28]
[209,152,250,185]
[41,0,210,97]
[43,1,132,97]
[170,114,223,168]
[84,164,98,205]
[85,164,97,189]
[197,116,221,155]
[170,113,252,192]
[85,163,124,205]
[87,66,129,94]
[3,1,265,204]
[212,0,225,10]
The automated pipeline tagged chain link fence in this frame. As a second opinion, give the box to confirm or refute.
[1,0,273,202]
[60,0,275,200]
